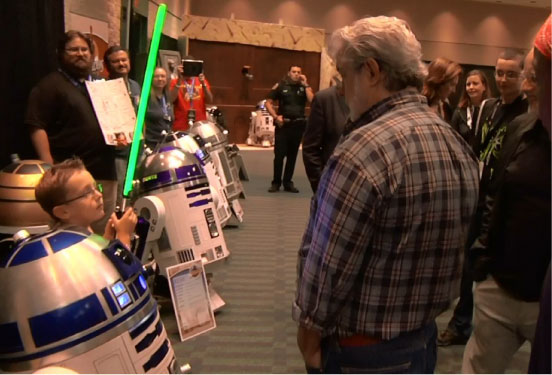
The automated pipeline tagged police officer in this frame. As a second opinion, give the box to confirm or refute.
[266,65,314,193]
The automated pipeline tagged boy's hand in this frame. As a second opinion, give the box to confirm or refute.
[109,208,138,248]
[103,216,116,240]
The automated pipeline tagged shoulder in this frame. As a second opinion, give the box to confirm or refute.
[314,86,335,100]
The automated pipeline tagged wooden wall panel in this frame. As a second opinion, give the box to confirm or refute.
[189,40,320,143]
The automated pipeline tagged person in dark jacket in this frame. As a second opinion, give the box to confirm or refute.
[450,70,491,149]
[302,75,349,193]
[462,22,551,372]
[528,14,551,375]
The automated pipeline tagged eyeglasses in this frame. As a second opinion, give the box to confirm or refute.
[65,46,90,55]
[495,70,520,79]
[59,182,103,205]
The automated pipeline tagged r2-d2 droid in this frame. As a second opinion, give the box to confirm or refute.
[0,229,178,373]
[247,100,275,147]
[188,120,245,223]
[132,146,230,278]
[157,131,233,228]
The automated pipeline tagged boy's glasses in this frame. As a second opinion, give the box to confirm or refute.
[59,182,103,205]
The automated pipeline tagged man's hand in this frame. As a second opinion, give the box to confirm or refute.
[300,74,308,85]
[275,115,284,128]
[297,325,322,370]
[198,73,206,84]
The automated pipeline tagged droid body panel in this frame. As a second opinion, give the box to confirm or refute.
[133,146,229,277]
[158,132,232,227]
[0,160,51,235]
[0,229,176,373]
[247,100,275,147]
[188,121,245,222]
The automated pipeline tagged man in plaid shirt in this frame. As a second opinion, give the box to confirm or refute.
[293,16,479,373]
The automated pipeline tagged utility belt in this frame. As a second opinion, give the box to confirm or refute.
[278,117,306,129]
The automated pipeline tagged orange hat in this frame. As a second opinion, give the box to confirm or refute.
[534,15,551,60]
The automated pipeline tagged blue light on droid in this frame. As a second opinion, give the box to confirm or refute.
[111,281,125,296]
[117,292,131,309]
[138,274,147,291]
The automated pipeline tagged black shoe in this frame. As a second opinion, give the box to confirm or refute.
[283,183,299,193]
[437,329,469,346]
[268,183,280,193]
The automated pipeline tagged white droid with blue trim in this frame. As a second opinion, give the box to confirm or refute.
[132,146,230,278]
[0,229,177,373]
[156,131,233,227]
[188,120,245,223]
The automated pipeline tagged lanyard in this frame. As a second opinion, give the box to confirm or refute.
[160,94,169,117]
[466,106,473,129]
[185,78,196,108]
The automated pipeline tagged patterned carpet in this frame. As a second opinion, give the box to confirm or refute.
[159,147,530,374]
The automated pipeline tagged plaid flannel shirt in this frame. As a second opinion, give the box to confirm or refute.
[293,89,479,340]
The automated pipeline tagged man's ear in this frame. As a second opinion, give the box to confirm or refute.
[364,58,383,86]
[52,205,70,221]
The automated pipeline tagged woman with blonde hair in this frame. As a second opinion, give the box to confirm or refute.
[422,57,462,122]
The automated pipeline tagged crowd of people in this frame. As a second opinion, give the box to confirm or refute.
[293,14,551,375]
[21,13,551,374]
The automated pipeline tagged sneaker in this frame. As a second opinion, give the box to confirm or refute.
[437,329,469,346]
[268,183,280,193]
[283,183,299,193]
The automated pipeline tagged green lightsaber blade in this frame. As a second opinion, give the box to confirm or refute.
[123,3,167,198]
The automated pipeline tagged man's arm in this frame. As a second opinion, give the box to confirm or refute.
[199,74,213,103]
[265,91,283,126]
[294,149,382,369]
[302,93,325,192]
[30,128,54,164]
[299,74,314,103]
[168,78,180,103]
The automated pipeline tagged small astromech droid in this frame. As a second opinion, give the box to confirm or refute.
[0,157,51,236]
[132,146,230,277]
[157,131,233,227]
[0,229,178,373]
[188,120,246,224]
[247,100,275,148]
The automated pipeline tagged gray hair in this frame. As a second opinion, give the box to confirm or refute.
[328,16,427,91]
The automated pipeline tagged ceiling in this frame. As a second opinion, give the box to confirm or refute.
[467,0,551,8]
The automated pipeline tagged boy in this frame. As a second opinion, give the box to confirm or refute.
[35,158,137,248]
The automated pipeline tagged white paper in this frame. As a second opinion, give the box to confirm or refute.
[167,260,216,341]
[85,78,136,146]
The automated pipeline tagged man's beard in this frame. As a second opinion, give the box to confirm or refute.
[60,58,92,79]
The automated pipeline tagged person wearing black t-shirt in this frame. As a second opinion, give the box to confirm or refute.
[265,65,314,193]
[25,30,117,234]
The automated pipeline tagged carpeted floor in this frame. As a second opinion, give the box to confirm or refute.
[160,147,530,374]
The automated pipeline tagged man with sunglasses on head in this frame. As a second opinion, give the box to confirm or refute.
[25,30,118,234]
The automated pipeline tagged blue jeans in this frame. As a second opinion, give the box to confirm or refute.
[320,322,437,374]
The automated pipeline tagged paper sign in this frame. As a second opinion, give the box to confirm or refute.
[167,260,216,341]
[85,78,136,146]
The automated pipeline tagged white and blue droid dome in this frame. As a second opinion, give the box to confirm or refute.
[0,229,177,373]
[188,120,228,149]
[136,145,208,196]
